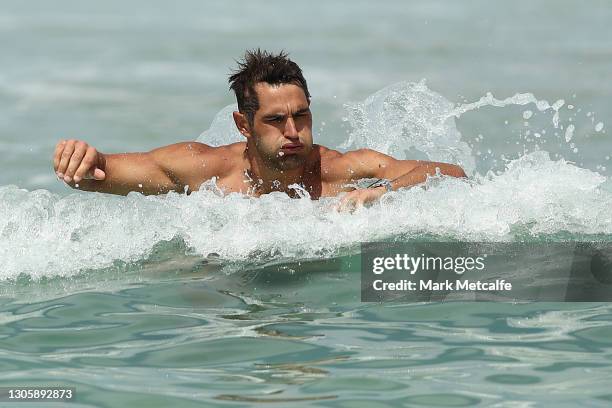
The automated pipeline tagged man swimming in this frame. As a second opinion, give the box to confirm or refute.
[53,49,466,210]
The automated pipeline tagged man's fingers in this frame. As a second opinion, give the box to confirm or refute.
[57,140,76,177]
[53,140,66,172]
[54,140,104,184]
[73,147,97,183]
[92,168,106,180]
[336,194,358,213]
[334,195,349,212]
[337,191,370,213]
[64,142,88,181]
[349,198,364,212]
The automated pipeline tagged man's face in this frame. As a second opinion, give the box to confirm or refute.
[248,82,313,171]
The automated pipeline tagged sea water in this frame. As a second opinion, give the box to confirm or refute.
[1,0,612,406]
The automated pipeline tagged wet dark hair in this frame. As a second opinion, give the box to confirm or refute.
[228,49,310,125]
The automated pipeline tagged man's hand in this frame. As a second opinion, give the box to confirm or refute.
[335,187,386,212]
[53,139,106,184]
[51,140,223,196]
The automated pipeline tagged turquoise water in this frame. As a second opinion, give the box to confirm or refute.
[2,0,612,406]
[2,252,612,406]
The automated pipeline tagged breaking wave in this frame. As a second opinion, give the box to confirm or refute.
[1,81,610,280]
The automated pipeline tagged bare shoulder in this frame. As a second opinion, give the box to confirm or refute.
[150,141,245,187]
[318,146,416,181]
[319,146,395,164]
[317,145,343,162]
[315,145,341,179]
[153,141,242,163]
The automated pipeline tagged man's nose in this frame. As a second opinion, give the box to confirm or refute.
[284,117,299,139]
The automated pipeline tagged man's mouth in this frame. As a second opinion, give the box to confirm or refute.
[280,143,304,154]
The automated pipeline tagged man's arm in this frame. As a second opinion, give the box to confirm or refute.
[53,139,220,195]
[343,148,466,187]
[334,148,466,210]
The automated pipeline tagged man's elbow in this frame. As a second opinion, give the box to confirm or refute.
[436,163,466,179]
[448,164,467,178]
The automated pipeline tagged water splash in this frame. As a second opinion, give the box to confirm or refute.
[198,104,243,146]
[340,80,476,174]
[2,148,612,280]
[339,81,597,176]
[2,82,610,280]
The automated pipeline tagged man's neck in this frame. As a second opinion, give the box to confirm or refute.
[244,147,306,195]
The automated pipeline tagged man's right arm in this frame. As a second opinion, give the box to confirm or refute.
[53,139,219,195]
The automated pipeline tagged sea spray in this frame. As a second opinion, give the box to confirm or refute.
[1,82,609,280]
[339,80,476,174]
[1,149,611,280]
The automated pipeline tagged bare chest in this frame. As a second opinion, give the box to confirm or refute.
[189,171,351,199]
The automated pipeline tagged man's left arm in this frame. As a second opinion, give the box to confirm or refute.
[336,149,466,210]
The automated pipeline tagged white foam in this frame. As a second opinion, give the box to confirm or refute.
[2,82,610,280]
[1,149,610,280]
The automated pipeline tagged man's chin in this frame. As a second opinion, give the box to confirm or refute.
[271,153,307,171]
[277,157,306,170]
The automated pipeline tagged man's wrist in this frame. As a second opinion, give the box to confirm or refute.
[368,178,393,193]
[374,186,388,196]
[97,152,107,173]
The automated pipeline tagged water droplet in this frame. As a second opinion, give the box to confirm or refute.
[564,124,575,142]
[552,99,565,110]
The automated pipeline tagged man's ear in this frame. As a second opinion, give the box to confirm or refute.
[233,111,252,138]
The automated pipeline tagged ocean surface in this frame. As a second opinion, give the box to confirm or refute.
[1,0,612,406]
